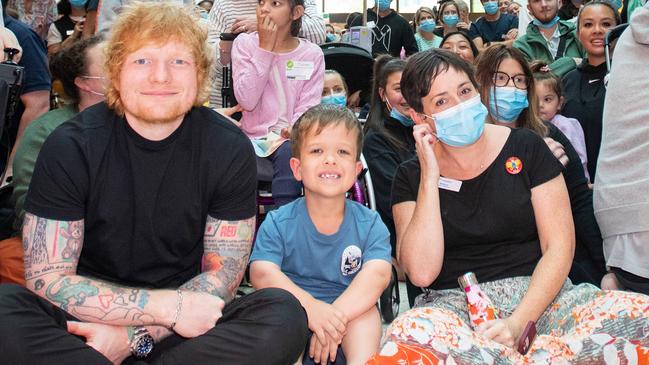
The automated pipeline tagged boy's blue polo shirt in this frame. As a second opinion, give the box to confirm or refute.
[251,197,391,304]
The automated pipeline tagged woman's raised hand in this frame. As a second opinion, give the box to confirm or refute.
[414,124,441,183]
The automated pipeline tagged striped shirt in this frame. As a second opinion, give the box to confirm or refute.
[207,0,325,107]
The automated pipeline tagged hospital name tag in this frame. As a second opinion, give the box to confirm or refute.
[438,177,462,192]
[286,60,314,80]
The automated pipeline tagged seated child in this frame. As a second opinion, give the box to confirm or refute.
[232,0,325,207]
[321,70,348,108]
[532,62,590,181]
[250,105,392,365]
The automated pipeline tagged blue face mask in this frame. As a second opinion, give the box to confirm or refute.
[326,33,336,42]
[377,0,392,11]
[70,0,87,8]
[390,107,415,127]
[322,93,347,107]
[483,1,499,14]
[532,15,560,29]
[489,87,529,123]
[423,95,488,147]
[443,14,460,27]
[419,19,436,32]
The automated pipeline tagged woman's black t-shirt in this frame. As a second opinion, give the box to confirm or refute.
[391,128,563,289]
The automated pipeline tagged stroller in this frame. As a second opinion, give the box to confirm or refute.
[319,42,374,118]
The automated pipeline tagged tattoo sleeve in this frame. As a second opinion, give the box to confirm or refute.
[180,215,255,303]
[22,213,165,327]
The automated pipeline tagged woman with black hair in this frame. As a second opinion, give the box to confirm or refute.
[362,55,416,301]
[367,48,649,365]
[440,30,479,63]
[561,0,620,182]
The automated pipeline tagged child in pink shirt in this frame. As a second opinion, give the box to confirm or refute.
[533,65,590,181]
[232,0,325,206]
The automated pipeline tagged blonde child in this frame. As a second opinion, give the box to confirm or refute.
[321,70,348,108]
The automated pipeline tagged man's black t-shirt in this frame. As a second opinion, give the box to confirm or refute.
[391,128,562,289]
[24,103,257,289]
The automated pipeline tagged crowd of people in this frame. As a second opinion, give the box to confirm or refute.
[0,0,646,364]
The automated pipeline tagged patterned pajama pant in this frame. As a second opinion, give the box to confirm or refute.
[368,277,649,364]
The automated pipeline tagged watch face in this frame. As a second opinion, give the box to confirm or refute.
[135,335,154,358]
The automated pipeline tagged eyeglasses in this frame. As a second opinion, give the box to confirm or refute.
[493,71,528,90]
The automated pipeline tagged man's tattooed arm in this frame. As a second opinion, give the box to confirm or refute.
[180,215,255,303]
[22,213,176,328]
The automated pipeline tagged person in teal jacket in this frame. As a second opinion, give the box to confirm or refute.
[514,0,585,77]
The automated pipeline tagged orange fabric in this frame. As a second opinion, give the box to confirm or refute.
[0,236,25,285]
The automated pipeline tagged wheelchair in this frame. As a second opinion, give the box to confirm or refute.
[219,33,400,323]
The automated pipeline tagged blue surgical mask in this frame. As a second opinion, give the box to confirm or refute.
[423,95,487,147]
[386,100,414,127]
[532,15,560,29]
[443,14,460,27]
[200,11,209,20]
[326,33,336,42]
[377,0,392,11]
[70,0,87,7]
[322,93,347,107]
[390,108,414,127]
[483,1,499,14]
[419,19,436,32]
[489,87,529,123]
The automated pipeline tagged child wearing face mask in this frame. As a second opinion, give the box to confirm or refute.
[232,0,325,207]
[531,62,589,180]
[321,70,348,108]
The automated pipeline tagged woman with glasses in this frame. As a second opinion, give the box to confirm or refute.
[475,44,606,286]
[366,48,649,365]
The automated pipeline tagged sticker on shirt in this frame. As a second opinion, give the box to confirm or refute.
[438,177,462,192]
[367,21,376,28]
[341,245,362,276]
[505,157,523,175]
[285,60,314,81]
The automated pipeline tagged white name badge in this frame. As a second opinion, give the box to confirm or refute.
[438,177,462,192]
[285,60,314,81]
[367,21,376,28]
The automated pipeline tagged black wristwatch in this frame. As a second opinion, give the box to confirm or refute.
[129,326,154,359]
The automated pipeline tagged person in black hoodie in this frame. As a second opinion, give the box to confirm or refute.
[561,0,620,182]
[350,0,418,57]
[363,55,418,304]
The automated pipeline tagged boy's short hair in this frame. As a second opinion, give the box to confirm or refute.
[291,104,363,160]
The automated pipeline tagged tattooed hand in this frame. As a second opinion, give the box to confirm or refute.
[172,291,225,338]
[67,321,131,364]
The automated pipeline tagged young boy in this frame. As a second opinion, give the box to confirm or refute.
[250,104,392,365]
